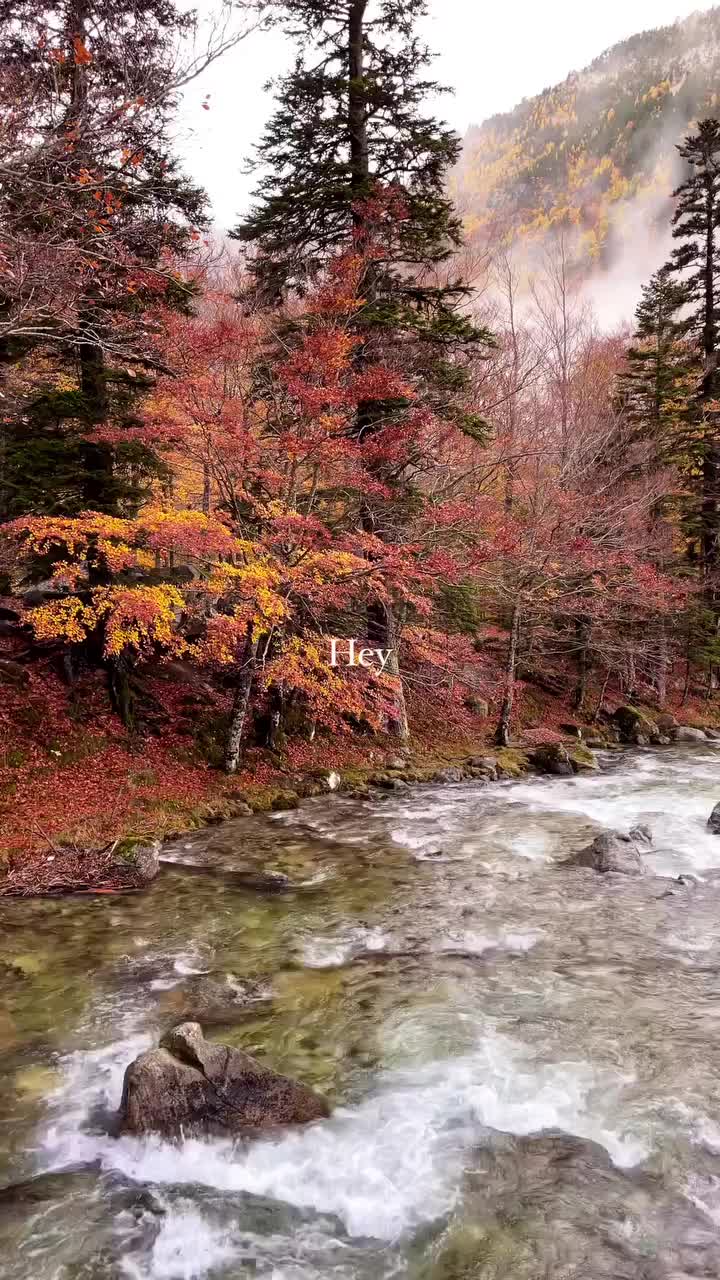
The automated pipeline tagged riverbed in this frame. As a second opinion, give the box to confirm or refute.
[2,744,720,1278]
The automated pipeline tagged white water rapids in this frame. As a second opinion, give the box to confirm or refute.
[3,744,720,1279]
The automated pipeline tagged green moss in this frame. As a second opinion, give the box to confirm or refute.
[495,748,530,777]
[568,744,599,771]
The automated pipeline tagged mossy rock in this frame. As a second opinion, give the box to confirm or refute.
[495,748,530,778]
[567,744,600,771]
[612,705,660,745]
[529,743,573,776]
[270,791,300,812]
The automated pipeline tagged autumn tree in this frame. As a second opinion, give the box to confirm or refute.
[234,0,493,738]
[0,0,265,518]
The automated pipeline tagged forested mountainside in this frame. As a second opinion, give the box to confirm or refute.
[455,7,720,258]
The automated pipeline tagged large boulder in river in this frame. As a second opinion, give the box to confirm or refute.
[708,802,720,834]
[566,826,651,876]
[611,705,661,746]
[529,743,574,776]
[117,1021,330,1139]
[531,742,600,775]
[673,725,707,742]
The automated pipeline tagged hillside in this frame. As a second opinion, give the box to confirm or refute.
[454,7,720,262]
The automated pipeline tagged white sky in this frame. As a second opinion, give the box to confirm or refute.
[179,0,720,230]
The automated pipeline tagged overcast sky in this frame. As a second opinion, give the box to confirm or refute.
[179,0,719,229]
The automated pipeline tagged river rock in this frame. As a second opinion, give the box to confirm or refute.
[673,725,707,742]
[708,802,720,833]
[529,743,574,776]
[568,744,600,771]
[117,1022,330,1139]
[656,711,678,730]
[159,974,272,1027]
[467,755,498,779]
[612,705,661,746]
[705,727,720,740]
[112,840,160,886]
[566,829,648,875]
[432,766,466,784]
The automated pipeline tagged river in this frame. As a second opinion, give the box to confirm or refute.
[2,744,720,1278]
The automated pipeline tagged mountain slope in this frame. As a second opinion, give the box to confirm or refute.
[454,8,720,261]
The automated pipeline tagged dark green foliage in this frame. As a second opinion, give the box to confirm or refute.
[234,0,493,407]
[662,119,720,580]
[437,581,484,635]
[618,266,695,465]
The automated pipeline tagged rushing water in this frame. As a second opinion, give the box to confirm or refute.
[3,745,720,1278]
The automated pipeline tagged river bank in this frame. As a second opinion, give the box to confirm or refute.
[2,693,719,896]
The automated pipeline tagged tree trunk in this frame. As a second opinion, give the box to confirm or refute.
[572,618,590,712]
[495,603,521,747]
[108,654,135,731]
[224,629,259,774]
[348,0,369,211]
[656,622,668,706]
[368,599,408,741]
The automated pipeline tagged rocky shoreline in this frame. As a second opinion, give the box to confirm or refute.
[2,705,718,898]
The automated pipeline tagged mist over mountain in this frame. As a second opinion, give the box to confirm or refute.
[454,7,720,322]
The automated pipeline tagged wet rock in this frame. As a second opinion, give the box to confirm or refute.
[232,870,292,893]
[495,748,530,778]
[705,727,720,741]
[568,744,600,772]
[612,705,661,746]
[416,1129,720,1280]
[159,974,271,1027]
[708,801,720,834]
[227,800,253,817]
[467,756,499,779]
[117,1021,330,1139]
[673,725,707,742]
[656,711,678,730]
[113,840,160,886]
[270,791,300,811]
[566,829,648,875]
[529,743,574,776]
[629,822,653,847]
[432,766,466,784]
[374,774,410,791]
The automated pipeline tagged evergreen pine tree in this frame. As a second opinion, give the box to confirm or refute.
[618,266,695,464]
[664,119,720,581]
[234,0,493,737]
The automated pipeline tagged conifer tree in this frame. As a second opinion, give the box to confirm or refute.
[664,119,720,582]
[618,266,694,463]
[235,0,493,737]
